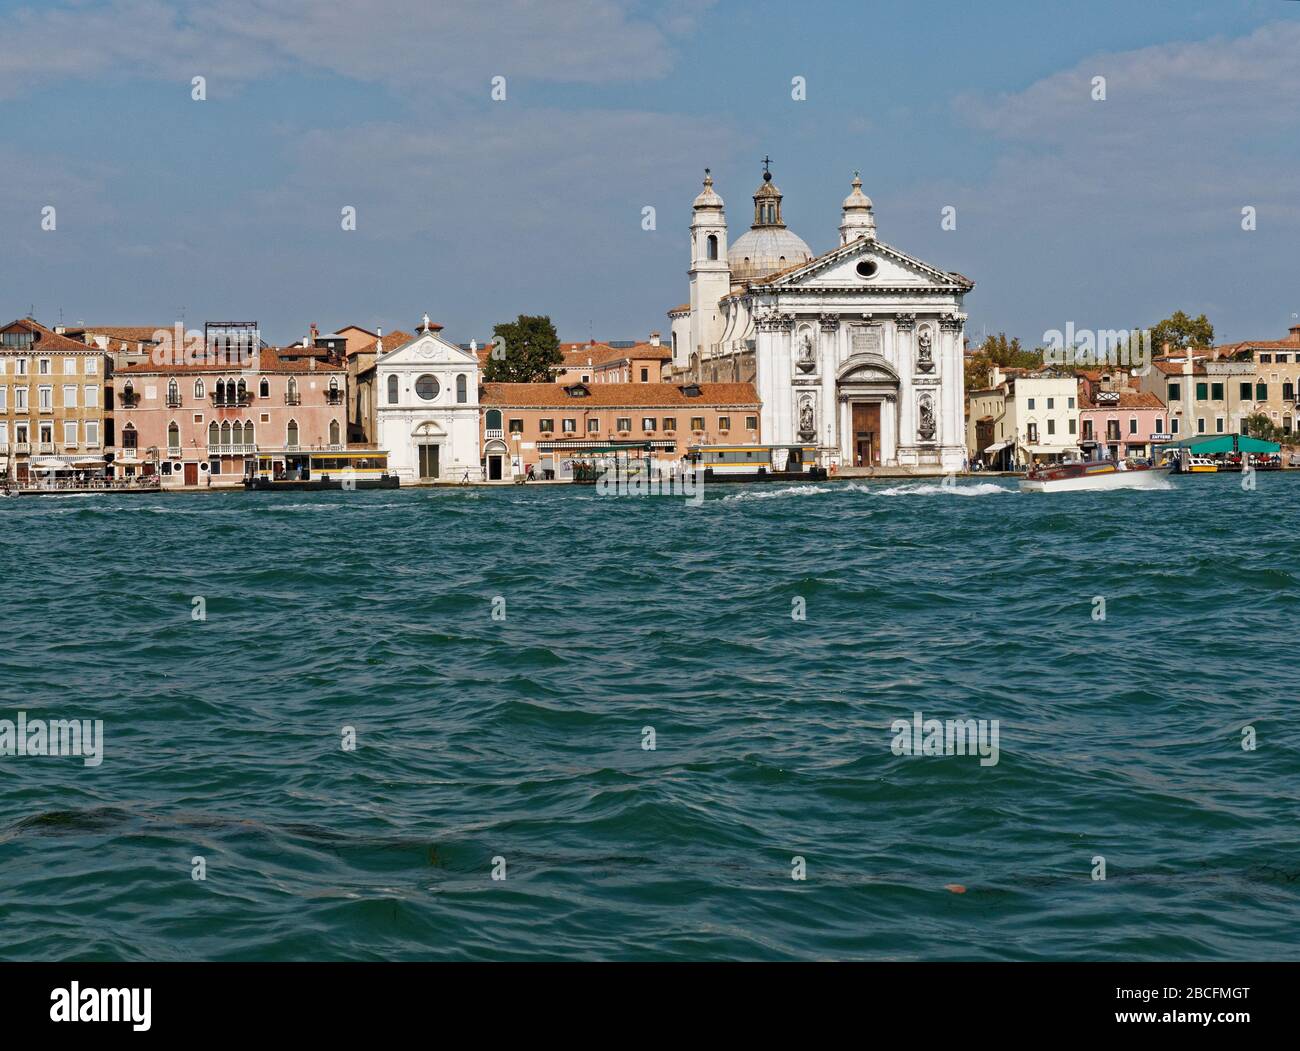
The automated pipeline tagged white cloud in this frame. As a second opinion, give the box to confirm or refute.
[0,0,702,99]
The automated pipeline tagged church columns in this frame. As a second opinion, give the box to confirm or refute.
[756,309,794,443]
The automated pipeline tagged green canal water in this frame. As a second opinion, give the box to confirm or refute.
[1,475,1297,960]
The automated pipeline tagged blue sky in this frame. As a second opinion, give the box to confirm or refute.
[2,0,1298,347]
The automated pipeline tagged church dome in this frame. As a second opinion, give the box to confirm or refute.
[727,165,813,283]
[729,227,813,283]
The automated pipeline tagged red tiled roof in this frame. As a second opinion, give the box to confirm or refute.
[481,381,759,408]
[114,346,344,375]
[73,325,169,343]
[0,318,107,354]
[555,341,671,367]
[1080,389,1164,410]
[667,303,690,314]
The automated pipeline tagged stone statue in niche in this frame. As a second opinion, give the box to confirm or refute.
[797,331,816,373]
[798,397,816,440]
[917,393,936,441]
[917,328,935,373]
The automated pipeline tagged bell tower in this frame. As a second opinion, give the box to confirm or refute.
[688,169,730,368]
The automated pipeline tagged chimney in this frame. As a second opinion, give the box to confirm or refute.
[310,322,319,341]
[1289,324,1300,344]
[650,331,661,347]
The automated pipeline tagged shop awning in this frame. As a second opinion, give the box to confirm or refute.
[983,441,1010,454]
[1162,434,1280,454]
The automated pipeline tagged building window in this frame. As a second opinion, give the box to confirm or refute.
[691,416,705,430]
[642,417,656,431]
[562,419,576,433]
[168,422,180,450]
[415,374,440,400]
[63,421,77,445]
[508,418,524,433]
[1240,381,1252,400]
[1197,418,1206,433]
[387,375,399,404]
[1128,418,1137,434]
[1046,397,1054,409]
[485,409,502,431]
[123,425,138,450]
[63,357,77,375]
[616,417,631,432]
[85,358,98,375]
[1256,382,1267,401]
[587,418,600,433]
[62,384,77,408]
[1047,419,1056,435]
[287,419,299,447]
[1196,382,1208,400]
[329,419,340,446]
[1027,398,1035,410]
[208,421,219,447]
[1106,421,1119,441]
[1168,382,1180,401]
[1027,423,1039,442]
[1067,396,1075,409]
[640,368,649,382]
[539,418,554,432]
[1216,417,1225,433]
[1083,420,1093,440]
[85,420,98,446]
[1211,382,1223,400]
[259,378,269,398]
[706,234,718,260]
[15,358,28,375]
[664,417,677,431]
[38,358,51,375]
[1068,418,1076,435]
[1260,354,1272,363]
[1171,418,1180,434]
[745,415,758,430]
[38,385,53,410]
[456,374,467,403]
[15,386,28,410]
[195,378,205,398]
[718,416,730,430]
[1285,382,1295,402]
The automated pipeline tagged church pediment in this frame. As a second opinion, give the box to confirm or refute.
[756,238,974,293]
[411,419,448,437]
[380,332,478,367]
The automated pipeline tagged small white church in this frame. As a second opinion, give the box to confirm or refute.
[668,163,973,473]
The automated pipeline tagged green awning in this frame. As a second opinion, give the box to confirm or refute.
[1162,434,1280,453]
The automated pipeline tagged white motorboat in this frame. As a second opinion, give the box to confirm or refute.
[1019,460,1168,493]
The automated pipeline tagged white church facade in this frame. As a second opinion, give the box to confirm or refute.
[669,165,973,473]
[374,318,483,483]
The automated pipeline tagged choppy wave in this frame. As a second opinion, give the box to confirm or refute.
[1,476,1297,961]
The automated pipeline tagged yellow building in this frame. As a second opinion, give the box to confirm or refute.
[0,318,112,485]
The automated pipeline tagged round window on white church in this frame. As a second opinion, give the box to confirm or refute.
[415,374,440,400]
[856,260,879,278]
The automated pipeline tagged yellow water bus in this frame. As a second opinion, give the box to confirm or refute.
[244,448,398,490]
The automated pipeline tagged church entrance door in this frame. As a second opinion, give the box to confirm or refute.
[852,402,881,467]
[418,444,440,480]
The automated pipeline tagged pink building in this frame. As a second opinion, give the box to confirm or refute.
[1078,371,1168,461]
[112,344,347,487]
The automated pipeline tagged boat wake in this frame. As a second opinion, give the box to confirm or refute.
[872,481,1011,497]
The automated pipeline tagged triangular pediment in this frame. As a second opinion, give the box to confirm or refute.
[756,237,973,292]
[379,331,477,367]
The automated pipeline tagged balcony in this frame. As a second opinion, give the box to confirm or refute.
[120,393,142,408]
[324,390,343,405]
[166,396,184,408]
[485,428,504,440]
[37,442,55,454]
[284,392,302,406]
[211,393,252,408]
[167,447,183,458]
[206,443,256,456]
[14,442,31,454]
[0,442,7,453]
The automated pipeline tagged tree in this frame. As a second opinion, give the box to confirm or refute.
[1150,311,1214,355]
[482,314,562,383]
[965,332,1044,390]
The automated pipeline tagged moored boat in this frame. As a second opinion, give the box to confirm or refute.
[243,448,399,491]
[1019,459,1167,493]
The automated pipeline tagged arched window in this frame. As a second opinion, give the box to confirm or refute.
[244,421,254,447]
[706,234,718,260]
[232,421,243,447]
[236,378,246,402]
[167,379,178,402]
[456,374,467,403]
[207,421,219,448]
[167,421,179,449]
[220,421,231,448]
[215,379,226,404]
[194,378,205,398]
[286,377,298,404]
[329,377,339,392]
[387,375,399,404]
[329,419,340,446]
[122,382,134,405]
[123,423,137,449]
[287,419,299,448]
[259,378,269,398]
[485,408,502,431]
